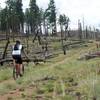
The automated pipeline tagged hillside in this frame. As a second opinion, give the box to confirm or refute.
[0,40,100,100]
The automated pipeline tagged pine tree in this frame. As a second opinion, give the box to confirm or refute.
[16,0,24,33]
[58,14,70,38]
[25,8,30,33]
[29,0,39,33]
[5,0,24,33]
[38,8,44,35]
[58,14,67,55]
[0,7,8,31]
[46,0,57,35]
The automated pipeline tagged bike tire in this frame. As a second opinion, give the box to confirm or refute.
[22,65,24,75]
[13,67,18,80]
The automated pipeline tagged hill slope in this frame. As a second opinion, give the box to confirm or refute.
[0,42,100,100]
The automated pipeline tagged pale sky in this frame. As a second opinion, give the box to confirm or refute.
[0,0,100,29]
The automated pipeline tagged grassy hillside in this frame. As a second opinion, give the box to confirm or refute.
[0,41,100,100]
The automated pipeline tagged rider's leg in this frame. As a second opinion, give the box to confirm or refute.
[19,57,23,76]
[16,58,21,77]
[16,63,23,77]
[15,63,20,77]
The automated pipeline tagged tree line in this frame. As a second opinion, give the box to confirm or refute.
[0,0,70,36]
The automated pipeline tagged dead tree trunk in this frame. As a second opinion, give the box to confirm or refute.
[60,25,66,55]
[26,31,29,54]
[1,39,10,65]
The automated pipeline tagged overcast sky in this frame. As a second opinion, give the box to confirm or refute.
[0,0,100,29]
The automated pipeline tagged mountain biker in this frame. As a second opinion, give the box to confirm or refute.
[12,40,24,77]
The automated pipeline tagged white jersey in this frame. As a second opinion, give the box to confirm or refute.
[12,44,22,55]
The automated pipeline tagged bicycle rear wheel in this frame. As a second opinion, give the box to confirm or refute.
[13,67,18,80]
[21,64,24,75]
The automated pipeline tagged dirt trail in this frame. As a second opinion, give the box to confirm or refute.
[0,89,20,100]
[0,82,36,100]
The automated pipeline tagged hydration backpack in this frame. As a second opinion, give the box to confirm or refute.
[14,44,19,50]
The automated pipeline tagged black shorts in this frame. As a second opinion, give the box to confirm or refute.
[12,55,22,64]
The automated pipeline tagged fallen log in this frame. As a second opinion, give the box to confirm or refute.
[78,51,100,60]
[85,51,100,60]
[85,54,98,60]
[0,58,45,66]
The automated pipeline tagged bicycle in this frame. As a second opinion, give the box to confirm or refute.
[13,63,24,80]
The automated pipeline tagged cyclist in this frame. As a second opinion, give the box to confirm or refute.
[12,40,24,77]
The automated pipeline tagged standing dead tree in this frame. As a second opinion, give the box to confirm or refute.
[1,38,10,65]
[33,29,42,45]
[78,20,82,40]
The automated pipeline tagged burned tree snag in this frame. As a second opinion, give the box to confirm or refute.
[1,39,10,65]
